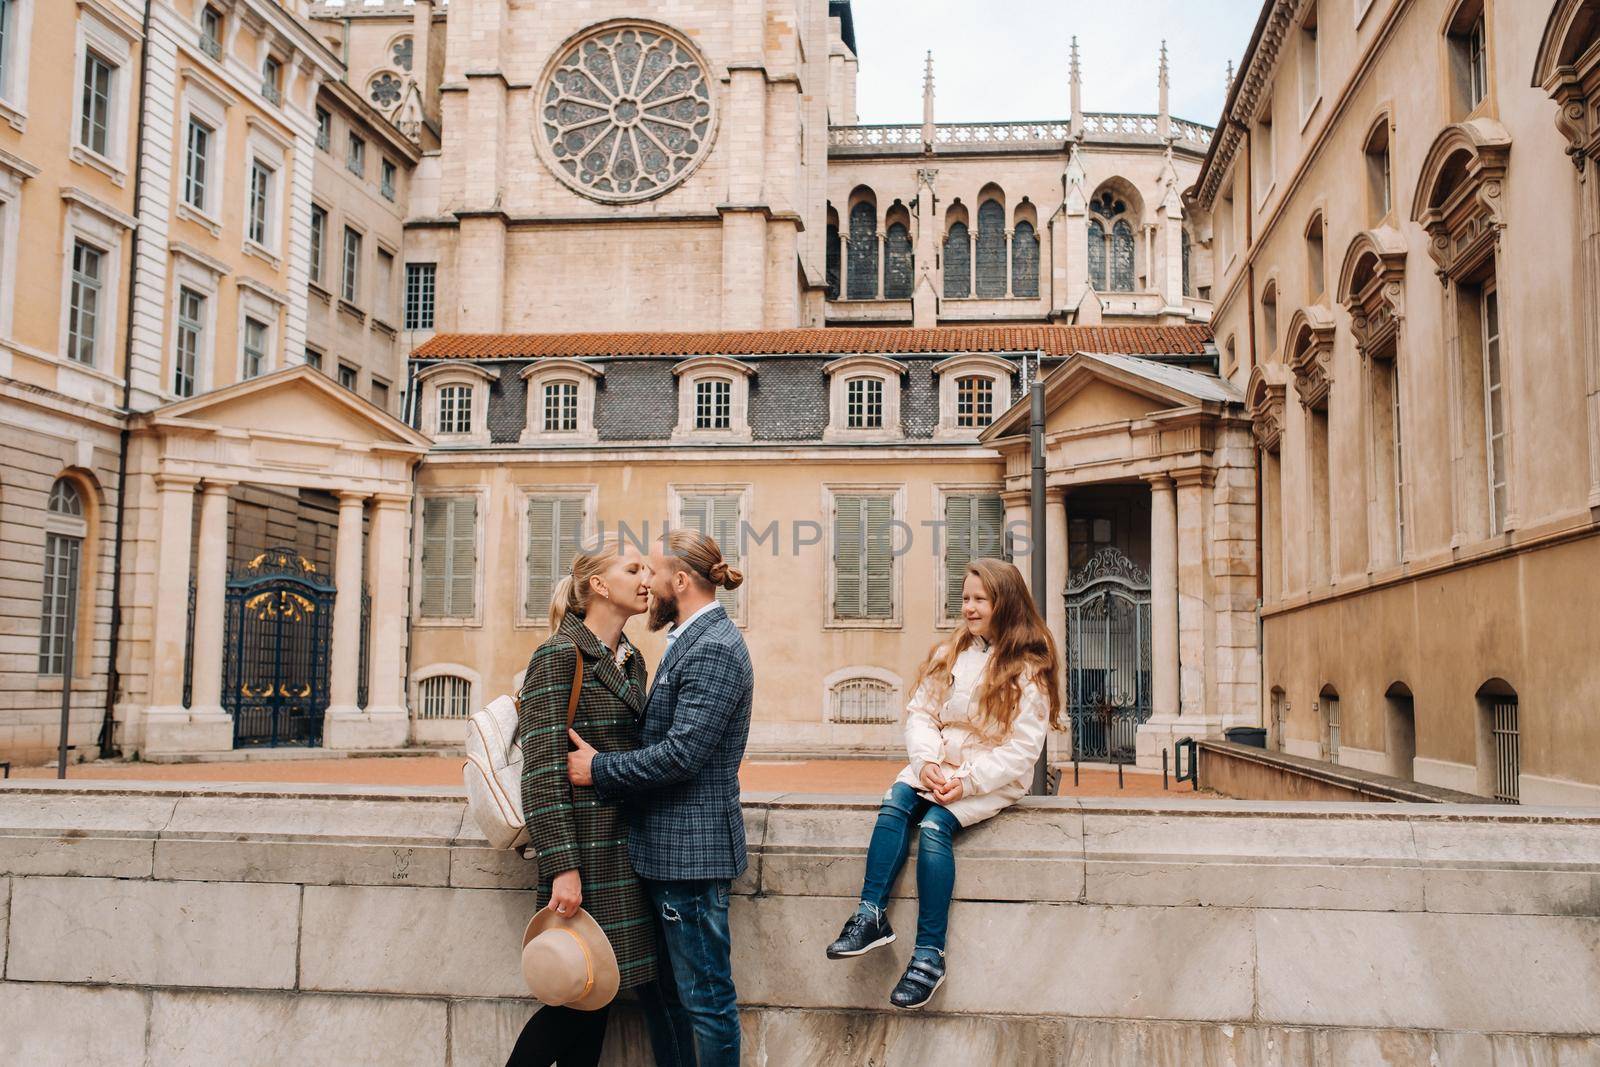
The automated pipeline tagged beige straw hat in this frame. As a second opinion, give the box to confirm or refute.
[521,907,620,1012]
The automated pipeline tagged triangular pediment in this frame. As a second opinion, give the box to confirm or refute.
[984,352,1241,440]
[149,365,430,451]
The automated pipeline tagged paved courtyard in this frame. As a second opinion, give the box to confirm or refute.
[9,755,1206,798]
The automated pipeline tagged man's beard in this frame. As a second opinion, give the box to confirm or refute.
[647,587,679,632]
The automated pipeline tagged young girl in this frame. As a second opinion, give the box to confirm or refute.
[825,557,1063,1009]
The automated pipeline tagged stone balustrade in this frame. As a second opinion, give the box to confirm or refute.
[828,114,1214,155]
[1,781,1598,1065]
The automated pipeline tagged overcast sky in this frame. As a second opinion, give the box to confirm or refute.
[849,0,1261,128]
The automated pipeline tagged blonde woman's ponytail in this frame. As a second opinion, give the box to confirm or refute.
[548,574,581,631]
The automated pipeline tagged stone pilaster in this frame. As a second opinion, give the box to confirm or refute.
[187,481,235,732]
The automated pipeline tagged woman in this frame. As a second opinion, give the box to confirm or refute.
[508,539,657,1067]
[824,558,1063,1010]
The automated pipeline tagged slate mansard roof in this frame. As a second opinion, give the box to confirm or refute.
[410,326,1218,447]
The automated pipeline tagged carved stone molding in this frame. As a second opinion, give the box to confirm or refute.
[1337,226,1408,359]
[1411,119,1513,280]
[1533,1,1600,171]
[1285,306,1336,410]
[1246,363,1289,453]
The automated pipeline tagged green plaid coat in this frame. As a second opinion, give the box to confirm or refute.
[518,614,657,990]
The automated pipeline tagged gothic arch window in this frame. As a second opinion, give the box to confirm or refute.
[1087,218,1107,290]
[1012,218,1039,298]
[1111,220,1136,292]
[825,206,841,301]
[847,197,878,299]
[1089,189,1137,292]
[944,203,971,298]
[975,198,1007,297]
[884,204,913,300]
[369,72,403,110]
[536,21,717,204]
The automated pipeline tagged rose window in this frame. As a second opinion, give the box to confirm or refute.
[369,73,403,109]
[537,23,715,203]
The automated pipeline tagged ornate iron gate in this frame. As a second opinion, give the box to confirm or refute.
[222,547,333,747]
[1064,548,1152,763]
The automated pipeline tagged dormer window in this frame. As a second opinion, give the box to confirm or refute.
[521,358,602,444]
[824,355,904,441]
[934,354,1014,438]
[673,356,754,441]
[419,363,494,444]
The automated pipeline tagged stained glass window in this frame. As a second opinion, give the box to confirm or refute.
[825,223,841,300]
[1111,219,1136,292]
[538,24,715,203]
[975,200,1006,297]
[369,73,402,109]
[884,222,912,300]
[1087,219,1107,291]
[1012,221,1039,298]
[944,221,970,297]
[847,201,877,299]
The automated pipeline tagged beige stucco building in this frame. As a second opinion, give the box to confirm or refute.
[1194,0,1600,804]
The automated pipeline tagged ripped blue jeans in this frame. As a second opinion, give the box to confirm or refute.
[641,878,740,1067]
[858,781,963,956]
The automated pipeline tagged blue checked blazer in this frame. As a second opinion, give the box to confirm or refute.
[590,603,754,882]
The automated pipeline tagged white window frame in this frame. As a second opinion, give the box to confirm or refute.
[822,482,906,630]
[669,483,752,627]
[405,261,436,331]
[821,665,904,725]
[518,485,599,628]
[823,355,904,441]
[0,0,36,132]
[242,121,289,262]
[411,663,482,721]
[934,483,1007,627]
[236,287,278,382]
[672,355,755,441]
[341,224,363,306]
[521,358,602,444]
[933,354,1013,438]
[176,74,231,233]
[414,490,487,627]
[57,195,129,375]
[308,201,329,287]
[70,9,134,183]
[418,363,494,445]
[1481,280,1509,535]
[168,247,222,400]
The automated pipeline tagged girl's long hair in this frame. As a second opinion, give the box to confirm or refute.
[910,558,1063,741]
[549,537,627,630]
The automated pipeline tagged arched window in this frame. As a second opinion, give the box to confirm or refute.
[825,214,841,300]
[944,221,971,297]
[418,674,473,719]
[1011,220,1039,298]
[1476,679,1519,803]
[847,200,878,299]
[884,221,913,299]
[1445,0,1489,119]
[829,675,897,724]
[1087,218,1107,290]
[975,199,1007,297]
[1364,118,1393,225]
[39,478,87,676]
[1111,219,1136,292]
[1385,682,1416,781]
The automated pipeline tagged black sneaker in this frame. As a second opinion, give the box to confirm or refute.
[889,952,946,1010]
[825,909,895,960]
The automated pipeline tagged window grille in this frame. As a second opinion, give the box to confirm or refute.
[175,287,204,398]
[68,241,103,366]
[846,377,883,430]
[956,376,994,428]
[1490,698,1519,804]
[1323,695,1341,764]
[543,381,579,432]
[420,496,477,617]
[405,264,436,330]
[418,676,472,720]
[437,385,473,435]
[944,221,971,297]
[831,678,896,724]
[694,378,732,430]
[833,494,895,620]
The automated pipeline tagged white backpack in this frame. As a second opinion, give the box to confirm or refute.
[463,644,583,851]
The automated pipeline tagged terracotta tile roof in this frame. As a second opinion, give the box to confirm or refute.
[412,325,1214,360]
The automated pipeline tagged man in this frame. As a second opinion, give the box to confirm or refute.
[568,529,753,1067]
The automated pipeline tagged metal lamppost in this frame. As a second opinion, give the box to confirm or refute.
[56,566,79,780]
[1028,353,1051,796]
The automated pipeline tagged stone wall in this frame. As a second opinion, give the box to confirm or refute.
[1,782,1598,1065]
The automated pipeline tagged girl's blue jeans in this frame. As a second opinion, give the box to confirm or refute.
[857,780,963,956]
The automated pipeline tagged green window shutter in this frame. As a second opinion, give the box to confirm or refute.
[833,495,864,618]
[681,494,742,616]
[555,497,584,585]
[975,495,1005,559]
[944,494,974,620]
[420,498,448,616]
[525,497,555,618]
[863,495,895,619]
[447,497,477,616]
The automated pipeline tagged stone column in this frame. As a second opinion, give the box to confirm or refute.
[1160,206,1185,307]
[837,235,849,301]
[1045,487,1068,650]
[877,230,887,300]
[328,493,411,749]
[187,481,235,732]
[145,474,203,752]
[326,492,368,722]
[1175,469,1212,723]
[1004,230,1014,297]
[1136,473,1180,768]
[1002,490,1031,589]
